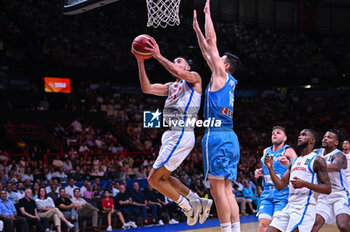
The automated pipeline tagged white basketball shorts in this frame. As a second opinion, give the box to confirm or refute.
[153,130,195,172]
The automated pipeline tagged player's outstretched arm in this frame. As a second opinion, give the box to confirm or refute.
[265,154,290,190]
[145,38,201,84]
[193,10,213,70]
[293,156,331,194]
[326,152,347,172]
[203,0,226,80]
[133,51,170,96]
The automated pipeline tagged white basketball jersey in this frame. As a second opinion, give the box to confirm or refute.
[163,80,201,127]
[343,151,350,188]
[288,152,318,206]
[317,148,349,194]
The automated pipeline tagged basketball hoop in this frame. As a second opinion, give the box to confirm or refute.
[146,0,181,28]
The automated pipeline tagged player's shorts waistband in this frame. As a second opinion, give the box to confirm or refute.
[204,127,234,132]
[168,127,194,131]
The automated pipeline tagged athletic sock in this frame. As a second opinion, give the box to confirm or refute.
[175,195,192,211]
[231,222,240,232]
[220,222,231,232]
[186,190,200,201]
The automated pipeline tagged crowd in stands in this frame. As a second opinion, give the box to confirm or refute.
[1,80,350,229]
[1,0,350,82]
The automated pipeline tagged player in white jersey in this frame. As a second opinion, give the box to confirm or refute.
[265,129,331,232]
[312,130,350,232]
[133,38,212,226]
[342,139,350,186]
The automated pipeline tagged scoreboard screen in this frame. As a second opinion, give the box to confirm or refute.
[44,77,71,94]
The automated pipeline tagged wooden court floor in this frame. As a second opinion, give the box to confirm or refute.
[179,223,339,232]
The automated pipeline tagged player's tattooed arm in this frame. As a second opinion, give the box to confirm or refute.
[326,152,347,172]
[312,156,331,194]
[291,157,330,194]
[264,154,290,190]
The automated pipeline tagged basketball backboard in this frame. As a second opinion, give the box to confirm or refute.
[62,0,120,15]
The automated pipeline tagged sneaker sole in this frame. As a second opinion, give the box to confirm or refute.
[199,199,213,224]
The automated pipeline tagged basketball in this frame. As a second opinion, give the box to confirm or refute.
[131,34,153,59]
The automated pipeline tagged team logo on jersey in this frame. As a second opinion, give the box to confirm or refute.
[304,158,310,165]
[296,162,301,166]
[143,109,161,128]
[221,107,233,117]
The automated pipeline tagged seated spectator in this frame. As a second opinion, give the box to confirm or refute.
[130,182,148,224]
[107,143,118,153]
[35,187,74,232]
[157,194,179,224]
[108,182,119,197]
[91,166,105,177]
[79,142,90,153]
[83,182,93,200]
[242,181,259,214]
[32,182,40,200]
[45,179,54,194]
[71,188,99,232]
[114,184,137,228]
[101,190,127,231]
[233,184,247,216]
[190,178,207,198]
[52,155,63,168]
[55,188,79,232]
[93,177,102,189]
[143,184,163,225]
[62,158,73,173]
[16,182,25,200]
[92,184,101,200]
[47,184,59,202]
[18,189,49,232]
[5,182,18,204]
[21,168,34,182]
[0,190,29,232]
[80,180,89,196]
[65,178,78,198]
[247,177,258,196]
[52,167,67,180]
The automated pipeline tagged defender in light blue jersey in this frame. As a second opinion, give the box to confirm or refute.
[193,1,243,231]
[255,126,297,232]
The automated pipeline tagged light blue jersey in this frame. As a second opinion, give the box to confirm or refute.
[261,145,290,201]
[202,73,240,181]
[258,145,290,219]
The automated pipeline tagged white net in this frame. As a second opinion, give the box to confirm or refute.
[146,0,181,28]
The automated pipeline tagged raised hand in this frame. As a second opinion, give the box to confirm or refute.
[255,168,263,178]
[264,154,273,169]
[290,176,307,189]
[193,10,200,32]
[204,0,210,14]
[144,37,161,59]
[277,156,289,167]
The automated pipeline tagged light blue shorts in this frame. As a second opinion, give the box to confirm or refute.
[202,130,240,182]
[258,198,288,220]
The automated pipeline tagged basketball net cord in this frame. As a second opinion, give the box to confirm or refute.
[146,0,181,28]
